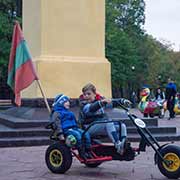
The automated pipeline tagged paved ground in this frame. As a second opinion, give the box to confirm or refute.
[1,142,180,180]
[0,109,180,180]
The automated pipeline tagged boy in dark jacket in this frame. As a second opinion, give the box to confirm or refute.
[52,94,92,159]
[79,83,131,155]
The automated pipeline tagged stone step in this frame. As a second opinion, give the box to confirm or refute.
[0,125,175,138]
[0,136,51,147]
[0,128,51,138]
[0,100,13,110]
[0,113,48,128]
[128,133,180,142]
[0,133,180,147]
[127,126,176,134]
[0,112,158,129]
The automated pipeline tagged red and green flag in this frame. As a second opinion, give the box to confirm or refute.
[7,21,38,106]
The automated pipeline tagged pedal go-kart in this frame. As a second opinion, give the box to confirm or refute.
[45,99,180,179]
[138,87,166,118]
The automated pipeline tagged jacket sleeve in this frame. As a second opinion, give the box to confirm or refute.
[83,101,106,113]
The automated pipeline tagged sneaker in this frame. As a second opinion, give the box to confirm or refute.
[115,140,122,153]
[78,148,86,160]
[119,138,126,155]
[85,151,94,159]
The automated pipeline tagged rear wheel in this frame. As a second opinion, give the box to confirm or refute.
[157,145,180,179]
[45,143,72,174]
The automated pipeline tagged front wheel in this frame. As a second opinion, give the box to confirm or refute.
[157,144,180,179]
[45,143,72,174]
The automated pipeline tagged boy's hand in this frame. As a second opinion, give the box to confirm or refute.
[101,98,112,105]
[123,99,132,107]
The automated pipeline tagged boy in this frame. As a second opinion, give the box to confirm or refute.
[79,83,131,155]
[52,94,92,159]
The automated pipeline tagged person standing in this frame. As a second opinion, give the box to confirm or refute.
[165,78,177,120]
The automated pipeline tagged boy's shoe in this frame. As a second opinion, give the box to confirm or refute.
[78,148,87,160]
[85,151,94,159]
[115,140,121,153]
[85,148,94,159]
[119,138,126,155]
[115,139,125,155]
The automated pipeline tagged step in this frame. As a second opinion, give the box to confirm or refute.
[127,126,176,134]
[0,128,51,138]
[127,133,180,142]
[0,126,175,139]
[0,136,51,147]
[0,113,48,128]
[1,133,180,148]
[0,100,13,110]
[0,112,158,129]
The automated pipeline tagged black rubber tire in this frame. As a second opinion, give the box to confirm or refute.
[149,113,154,118]
[143,113,148,117]
[157,144,180,179]
[85,162,102,168]
[45,143,72,174]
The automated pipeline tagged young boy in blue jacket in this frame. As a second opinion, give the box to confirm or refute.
[52,94,92,160]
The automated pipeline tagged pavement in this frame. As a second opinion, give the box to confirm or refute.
[0,109,180,180]
[1,142,180,180]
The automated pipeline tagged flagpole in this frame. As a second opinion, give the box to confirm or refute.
[36,80,51,113]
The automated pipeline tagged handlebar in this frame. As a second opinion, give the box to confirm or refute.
[111,98,130,112]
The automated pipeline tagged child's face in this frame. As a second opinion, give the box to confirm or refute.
[64,101,70,109]
[83,90,96,102]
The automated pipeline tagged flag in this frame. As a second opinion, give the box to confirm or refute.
[7,21,38,106]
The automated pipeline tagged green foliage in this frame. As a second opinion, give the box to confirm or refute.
[106,0,179,98]
[0,0,21,98]
[0,0,179,99]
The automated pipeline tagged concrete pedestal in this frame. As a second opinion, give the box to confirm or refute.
[22,0,111,98]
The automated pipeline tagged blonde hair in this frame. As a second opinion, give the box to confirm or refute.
[82,83,96,94]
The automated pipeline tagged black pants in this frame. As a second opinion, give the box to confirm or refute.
[167,99,175,118]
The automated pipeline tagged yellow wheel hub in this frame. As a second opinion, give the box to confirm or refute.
[49,149,63,167]
[163,153,180,172]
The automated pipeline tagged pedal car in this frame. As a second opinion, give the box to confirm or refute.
[45,99,180,179]
[138,87,166,118]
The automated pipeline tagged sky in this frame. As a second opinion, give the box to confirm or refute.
[144,0,180,51]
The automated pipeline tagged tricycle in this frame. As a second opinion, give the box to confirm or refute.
[45,99,180,179]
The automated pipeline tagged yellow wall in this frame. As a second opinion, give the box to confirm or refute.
[22,0,111,98]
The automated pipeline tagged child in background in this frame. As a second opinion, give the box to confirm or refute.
[52,94,92,160]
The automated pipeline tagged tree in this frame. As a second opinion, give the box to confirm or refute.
[0,0,21,99]
[106,0,145,97]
